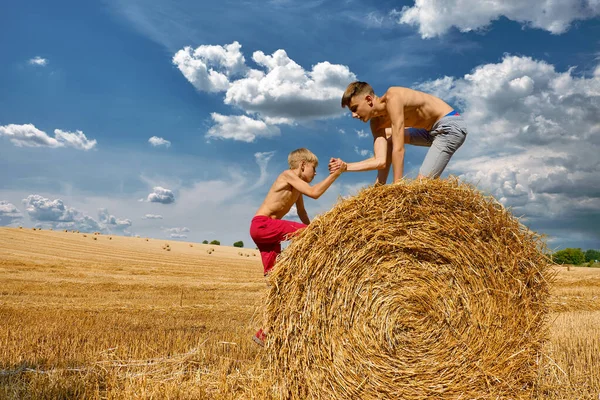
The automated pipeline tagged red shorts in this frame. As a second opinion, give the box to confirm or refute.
[249,215,306,275]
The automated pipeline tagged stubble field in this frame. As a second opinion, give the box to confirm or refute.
[0,227,599,399]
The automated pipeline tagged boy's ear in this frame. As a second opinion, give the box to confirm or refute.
[366,94,373,106]
[300,160,306,171]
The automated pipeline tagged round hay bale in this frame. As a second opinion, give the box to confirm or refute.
[265,179,553,399]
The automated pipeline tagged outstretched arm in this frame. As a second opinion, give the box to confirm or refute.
[329,123,388,173]
[295,195,310,225]
[284,167,344,200]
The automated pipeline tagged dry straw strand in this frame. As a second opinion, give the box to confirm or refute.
[265,178,553,400]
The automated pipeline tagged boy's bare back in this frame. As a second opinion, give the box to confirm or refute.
[371,87,453,133]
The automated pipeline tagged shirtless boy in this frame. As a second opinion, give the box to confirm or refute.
[250,148,344,346]
[329,81,467,183]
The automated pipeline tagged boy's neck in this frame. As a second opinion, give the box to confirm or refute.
[372,95,387,117]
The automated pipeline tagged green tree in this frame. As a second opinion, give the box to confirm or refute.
[552,248,586,265]
[210,240,220,245]
[233,241,244,248]
[202,240,208,244]
[584,249,600,263]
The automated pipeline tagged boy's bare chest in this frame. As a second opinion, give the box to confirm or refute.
[377,106,437,130]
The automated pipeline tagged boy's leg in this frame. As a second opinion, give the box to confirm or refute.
[259,244,280,276]
[275,219,307,241]
[405,127,434,147]
[250,216,307,275]
[419,116,467,178]
[260,219,306,275]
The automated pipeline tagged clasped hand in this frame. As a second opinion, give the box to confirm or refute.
[328,158,347,175]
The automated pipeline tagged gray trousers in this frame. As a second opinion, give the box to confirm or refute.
[407,115,467,178]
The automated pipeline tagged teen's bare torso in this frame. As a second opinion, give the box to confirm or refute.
[255,171,300,219]
[371,87,453,134]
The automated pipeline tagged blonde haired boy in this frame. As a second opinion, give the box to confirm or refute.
[330,81,467,182]
[250,148,344,346]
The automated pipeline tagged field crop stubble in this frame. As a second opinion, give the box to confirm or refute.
[0,228,598,399]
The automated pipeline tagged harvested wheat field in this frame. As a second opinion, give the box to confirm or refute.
[1,181,599,399]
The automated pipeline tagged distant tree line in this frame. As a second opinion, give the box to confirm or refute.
[200,240,244,247]
[552,248,600,266]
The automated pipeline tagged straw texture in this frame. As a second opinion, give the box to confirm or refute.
[265,178,552,399]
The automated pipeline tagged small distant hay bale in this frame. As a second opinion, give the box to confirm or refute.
[93,237,97,240]
[266,178,553,399]
[32,227,36,231]
[146,238,149,241]
[19,226,23,229]
[109,237,112,240]
[82,234,87,237]
[189,244,193,247]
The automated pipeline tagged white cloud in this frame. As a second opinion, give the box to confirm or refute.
[142,214,163,219]
[29,57,48,66]
[354,146,373,157]
[22,195,103,232]
[0,124,61,148]
[207,113,280,142]
[165,227,190,234]
[54,129,97,151]
[20,196,134,234]
[148,136,171,147]
[251,151,276,190]
[0,124,97,150]
[98,208,132,233]
[165,227,190,239]
[147,186,175,204]
[396,0,600,38]
[416,55,600,243]
[172,41,245,92]
[0,201,23,225]
[174,42,357,140]
[23,195,76,222]
[356,129,369,138]
[224,51,356,123]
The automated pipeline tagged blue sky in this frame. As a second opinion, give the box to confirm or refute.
[1,0,599,250]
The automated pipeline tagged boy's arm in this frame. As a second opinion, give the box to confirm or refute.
[375,135,393,184]
[329,123,388,173]
[387,94,406,182]
[283,167,343,200]
[295,195,310,225]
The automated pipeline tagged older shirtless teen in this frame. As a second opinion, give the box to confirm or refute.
[329,81,467,183]
[250,148,345,346]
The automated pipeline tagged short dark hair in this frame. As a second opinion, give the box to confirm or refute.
[341,81,374,108]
